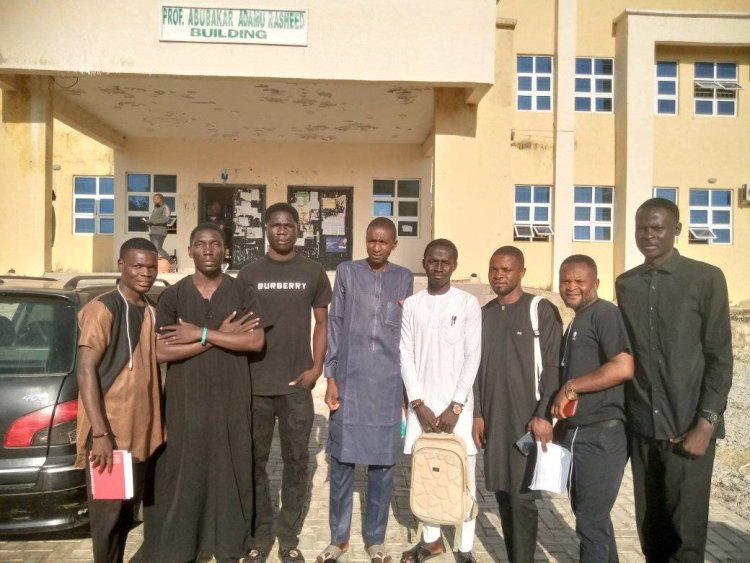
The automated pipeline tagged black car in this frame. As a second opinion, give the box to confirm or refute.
[0,275,166,535]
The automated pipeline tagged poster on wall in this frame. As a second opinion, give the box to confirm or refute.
[231,187,266,268]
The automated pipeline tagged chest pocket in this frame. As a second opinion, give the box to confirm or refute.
[441,315,462,345]
[385,301,402,328]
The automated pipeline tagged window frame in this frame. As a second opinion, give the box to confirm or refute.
[513,184,553,242]
[72,176,115,236]
[688,188,732,245]
[573,185,614,242]
[652,187,678,204]
[126,173,178,234]
[693,62,739,117]
[516,55,554,112]
[574,57,614,113]
[655,61,678,116]
[372,178,420,237]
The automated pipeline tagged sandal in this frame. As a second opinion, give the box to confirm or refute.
[245,545,271,563]
[280,547,306,563]
[315,544,348,563]
[367,544,392,563]
[400,543,444,563]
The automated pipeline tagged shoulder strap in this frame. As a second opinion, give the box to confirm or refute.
[530,295,543,401]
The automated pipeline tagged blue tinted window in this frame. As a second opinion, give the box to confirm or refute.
[716,63,736,79]
[713,229,731,244]
[75,218,95,234]
[712,210,730,225]
[595,98,613,112]
[536,77,551,92]
[595,59,613,75]
[537,96,551,111]
[657,100,676,114]
[575,97,591,112]
[373,201,392,216]
[595,208,612,222]
[128,195,150,212]
[99,218,114,234]
[574,226,590,240]
[695,100,713,115]
[657,81,676,95]
[594,226,611,241]
[575,78,590,92]
[127,174,150,192]
[534,207,549,222]
[515,186,532,203]
[516,207,531,221]
[99,177,114,195]
[574,186,592,203]
[518,76,532,91]
[74,177,96,194]
[656,61,677,78]
[690,210,708,224]
[517,56,533,73]
[712,190,731,206]
[575,58,592,75]
[595,188,613,204]
[154,175,177,193]
[717,101,735,116]
[575,207,590,221]
[690,190,709,206]
[694,62,714,79]
[533,187,550,203]
[75,198,95,213]
[518,96,532,110]
[595,79,612,93]
[654,188,677,202]
[536,57,552,73]
[99,199,114,214]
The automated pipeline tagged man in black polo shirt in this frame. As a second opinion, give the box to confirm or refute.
[552,255,633,563]
[616,198,732,562]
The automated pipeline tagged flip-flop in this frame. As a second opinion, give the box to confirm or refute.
[400,543,443,563]
[367,544,393,563]
[315,544,347,563]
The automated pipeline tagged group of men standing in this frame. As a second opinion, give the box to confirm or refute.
[76,196,731,563]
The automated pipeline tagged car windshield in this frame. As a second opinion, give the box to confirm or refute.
[0,295,77,376]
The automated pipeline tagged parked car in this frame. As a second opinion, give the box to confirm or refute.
[0,275,167,535]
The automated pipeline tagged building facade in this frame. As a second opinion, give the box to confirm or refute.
[1,1,749,302]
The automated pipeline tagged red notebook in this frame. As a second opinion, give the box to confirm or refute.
[89,450,134,500]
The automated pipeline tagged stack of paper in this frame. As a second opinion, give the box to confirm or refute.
[529,442,572,495]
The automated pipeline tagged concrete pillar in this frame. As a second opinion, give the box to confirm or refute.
[0,75,54,274]
[551,0,577,288]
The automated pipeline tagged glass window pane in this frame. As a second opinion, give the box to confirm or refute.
[657,99,676,114]
[99,218,114,234]
[536,77,551,92]
[716,63,737,80]
[163,197,176,213]
[690,210,708,224]
[154,175,177,193]
[536,57,552,74]
[658,81,676,95]
[695,100,713,115]
[654,188,677,202]
[537,96,551,111]
[690,190,709,206]
[595,98,613,112]
[534,207,549,222]
[717,100,735,116]
[518,96,532,110]
[517,56,533,73]
[373,201,393,216]
[516,207,531,221]
[694,62,714,79]
[712,210,730,224]
[75,218,95,234]
[656,61,677,78]
[128,195,150,212]
[713,229,731,244]
[595,188,613,204]
[595,79,612,93]
[397,180,420,198]
[398,201,419,217]
[595,226,611,241]
[373,179,395,197]
[711,190,731,207]
[575,58,592,75]
[595,59,613,75]
[127,173,150,192]
[533,187,550,203]
[575,97,591,112]
[574,186,592,203]
[74,177,96,194]
[574,226,590,240]
[128,216,149,232]
[518,76,532,91]
[515,186,532,203]
[99,199,114,214]
[575,206,591,221]
[595,207,612,222]
[99,177,114,195]
[75,198,96,213]
[575,78,591,92]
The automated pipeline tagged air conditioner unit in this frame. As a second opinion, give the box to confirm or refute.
[743,183,750,203]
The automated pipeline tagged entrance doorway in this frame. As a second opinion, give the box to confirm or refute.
[287,186,353,271]
[199,184,266,270]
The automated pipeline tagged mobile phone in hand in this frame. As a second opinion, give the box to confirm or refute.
[563,399,578,418]
[514,431,535,456]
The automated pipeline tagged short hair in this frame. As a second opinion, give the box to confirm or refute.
[154,192,164,199]
[366,217,397,240]
[637,197,680,222]
[119,237,157,259]
[560,254,598,277]
[265,202,299,224]
[424,238,458,262]
[492,245,525,268]
[189,222,224,244]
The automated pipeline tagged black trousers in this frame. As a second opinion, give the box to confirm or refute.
[630,433,716,563]
[251,391,314,548]
[85,459,146,563]
[564,422,628,563]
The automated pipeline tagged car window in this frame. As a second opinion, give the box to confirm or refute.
[0,296,77,376]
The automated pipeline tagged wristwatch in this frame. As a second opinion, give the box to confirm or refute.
[564,381,578,401]
[451,402,463,415]
[697,409,719,425]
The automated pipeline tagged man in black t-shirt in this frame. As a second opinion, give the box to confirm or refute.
[238,202,332,563]
[551,255,633,563]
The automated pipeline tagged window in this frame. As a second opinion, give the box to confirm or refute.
[73,176,114,235]
[514,185,553,240]
[575,57,613,112]
[517,56,553,111]
[126,173,178,234]
[694,62,740,116]
[653,187,678,203]
[573,186,613,241]
[655,61,678,115]
[372,179,420,237]
[688,189,731,244]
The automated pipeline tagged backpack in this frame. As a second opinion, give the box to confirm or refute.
[409,432,477,543]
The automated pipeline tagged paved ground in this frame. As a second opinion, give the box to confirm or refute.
[2,383,750,562]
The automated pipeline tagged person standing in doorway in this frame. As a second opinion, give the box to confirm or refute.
[75,238,164,563]
[400,239,482,563]
[472,246,562,562]
[616,198,732,562]
[552,255,633,563]
[316,217,413,563]
[144,193,172,262]
[238,202,332,563]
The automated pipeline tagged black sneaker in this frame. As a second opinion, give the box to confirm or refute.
[280,547,305,563]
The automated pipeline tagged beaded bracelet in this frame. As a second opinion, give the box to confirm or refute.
[200,327,208,346]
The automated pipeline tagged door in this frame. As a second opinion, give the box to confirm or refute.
[287,186,353,271]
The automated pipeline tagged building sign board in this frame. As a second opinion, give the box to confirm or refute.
[161,6,308,46]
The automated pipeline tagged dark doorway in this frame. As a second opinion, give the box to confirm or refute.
[287,186,353,271]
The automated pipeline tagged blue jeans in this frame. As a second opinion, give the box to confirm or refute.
[329,454,395,546]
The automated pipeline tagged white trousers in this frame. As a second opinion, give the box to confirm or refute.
[421,454,476,552]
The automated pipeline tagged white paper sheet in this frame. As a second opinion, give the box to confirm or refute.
[529,442,572,495]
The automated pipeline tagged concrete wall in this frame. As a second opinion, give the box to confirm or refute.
[114,138,432,272]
